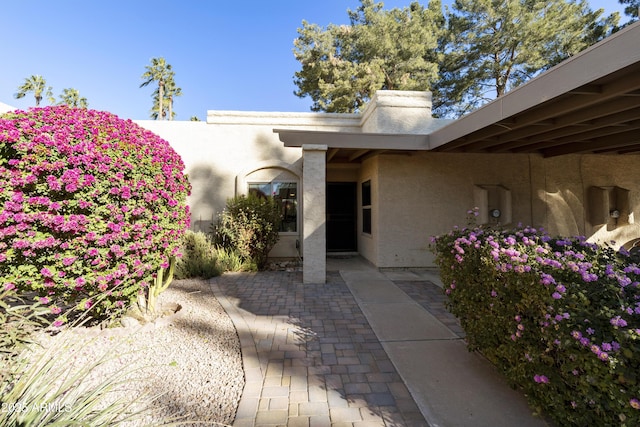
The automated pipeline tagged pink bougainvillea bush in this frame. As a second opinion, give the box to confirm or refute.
[431,212,639,426]
[0,106,190,324]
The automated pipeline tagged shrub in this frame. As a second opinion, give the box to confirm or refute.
[175,230,221,279]
[1,285,47,380]
[213,194,280,270]
[214,246,256,272]
[1,285,179,426]
[0,106,191,324]
[431,214,640,426]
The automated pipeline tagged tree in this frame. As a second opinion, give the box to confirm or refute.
[619,0,640,21]
[163,77,182,121]
[57,88,88,108]
[149,77,182,120]
[14,75,53,106]
[433,0,619,117]
[293,0,444,113]
[140,57,176,120]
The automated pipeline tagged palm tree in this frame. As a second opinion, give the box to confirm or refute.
[140,57,174,120]
[58,88,88,108]
[164,77,182,121]
[14,75,53,106]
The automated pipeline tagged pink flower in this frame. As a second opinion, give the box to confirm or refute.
[4,282,16,291]
[534,375,549,384]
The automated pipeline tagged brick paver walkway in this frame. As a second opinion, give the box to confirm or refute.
[392,280,465,339]
[211,271,430,427]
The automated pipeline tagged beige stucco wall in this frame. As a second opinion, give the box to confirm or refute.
[360,152,640,268]
[136,112,359,258]
[134,91,640,269]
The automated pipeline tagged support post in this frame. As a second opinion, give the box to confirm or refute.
[302,144,327,284]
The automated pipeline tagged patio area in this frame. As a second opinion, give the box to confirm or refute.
[210,256,551,426]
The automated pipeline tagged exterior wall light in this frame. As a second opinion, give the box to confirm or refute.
[610,209,621,219]
[490,208,502,219]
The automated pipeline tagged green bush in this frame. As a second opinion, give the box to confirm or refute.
[431,215,640,426]
[175,230,221,279]
[213,246,255,272]
[212,194,281,270]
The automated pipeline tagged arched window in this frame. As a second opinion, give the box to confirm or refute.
[243,166,299,234]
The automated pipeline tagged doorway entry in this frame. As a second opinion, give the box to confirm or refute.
[326,182,357,252]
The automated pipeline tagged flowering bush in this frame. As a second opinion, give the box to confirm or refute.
[431,212,640,426]
[0,106,190,324]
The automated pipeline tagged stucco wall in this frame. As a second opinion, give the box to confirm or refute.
[136,119,304,257]
[133,92,640,269]
[136,112,360,259]
[537,154,640,249]
[369,152,640,268]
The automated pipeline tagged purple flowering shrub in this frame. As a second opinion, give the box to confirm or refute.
[0,106,190,325]
[432,217,640,426]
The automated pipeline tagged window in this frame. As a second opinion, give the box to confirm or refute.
[248,182,297,232]
[362,180,371,234]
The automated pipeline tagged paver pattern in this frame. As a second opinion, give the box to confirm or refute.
[211,271,430,426]
[392,281,465,339]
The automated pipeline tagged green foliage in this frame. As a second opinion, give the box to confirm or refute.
[293,0,618,118]
[433,0,619,117]
[213,246,256,272]
[293,0,444,112]
[57,88,88,109]
[0,287,47,377]
[432,216,640,426]
[1,286,178,426]
[1,342,158,426]
[140,57,181,120]
[175,230,221,279]
[14,75,53,107]
[619,0,640,21]
[213,194,281,270]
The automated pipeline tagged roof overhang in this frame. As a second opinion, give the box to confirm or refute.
[275,21,640,161]
[429,21,640,157]
[275,129,429,163]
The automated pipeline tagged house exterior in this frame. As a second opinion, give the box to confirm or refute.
[3,23,639,284]
[137,22,640,283]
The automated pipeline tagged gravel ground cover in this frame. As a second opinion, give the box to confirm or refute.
[25,279,244,426]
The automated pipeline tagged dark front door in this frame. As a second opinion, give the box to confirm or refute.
[326,182,357,252]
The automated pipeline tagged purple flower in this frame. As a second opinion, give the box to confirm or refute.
[610,316,628,328]
[552,292,562,300]
[540,273,555,286]
[534,375,549,384]
[630,399,640,410]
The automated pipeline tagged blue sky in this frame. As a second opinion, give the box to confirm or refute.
[0,0,630,120]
